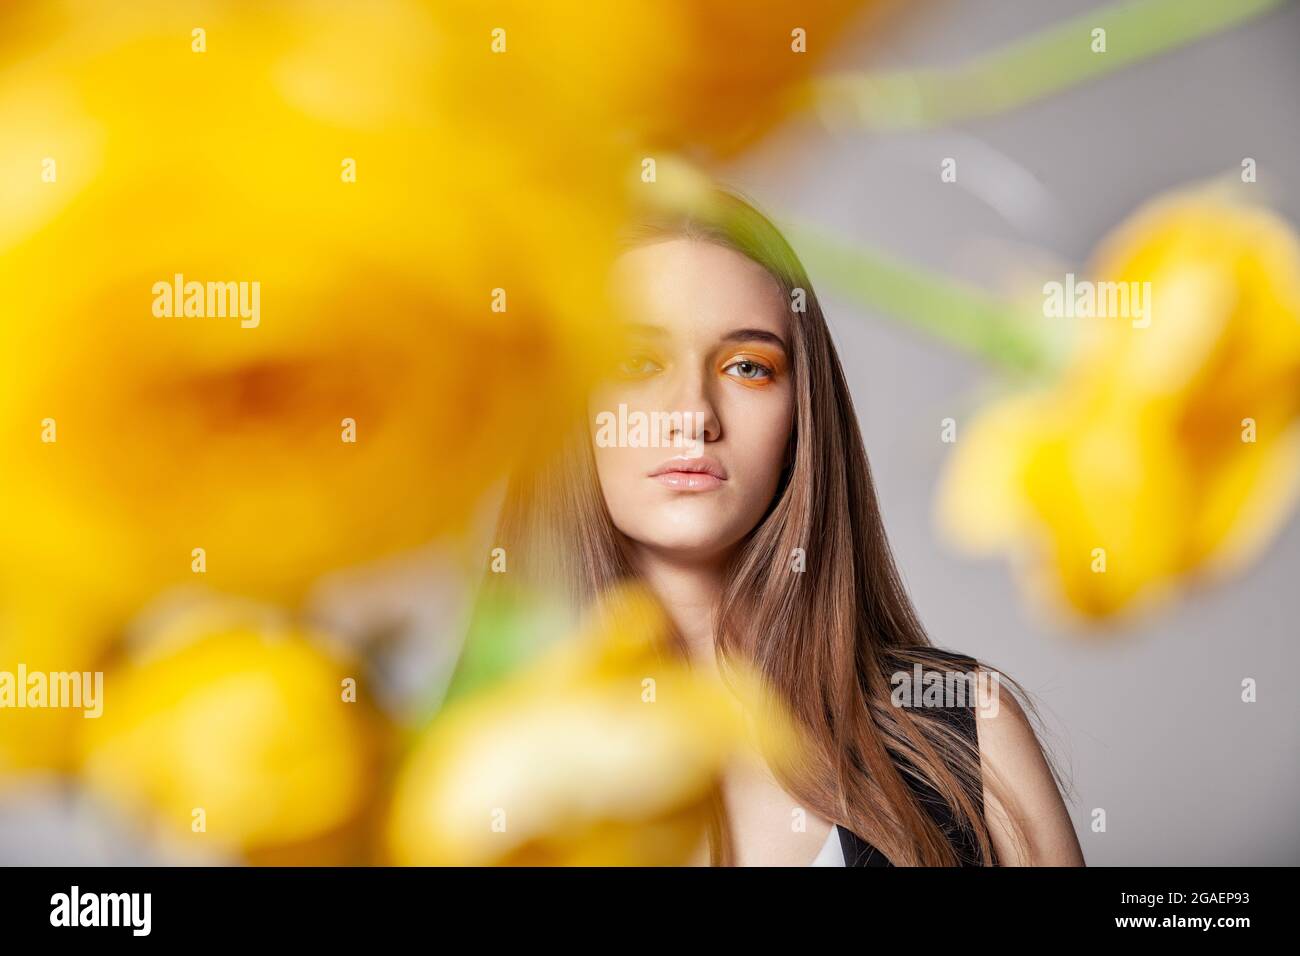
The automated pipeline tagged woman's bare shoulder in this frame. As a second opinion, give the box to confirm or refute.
[972,665,1086,866]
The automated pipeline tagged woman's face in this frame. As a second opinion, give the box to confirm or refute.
[590,238,795,564]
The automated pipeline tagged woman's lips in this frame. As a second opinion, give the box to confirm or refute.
[651,471,724,491]
[648,456,727,491]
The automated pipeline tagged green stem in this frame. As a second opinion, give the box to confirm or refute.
[809,0,1289,130]
[782,220,1053,376]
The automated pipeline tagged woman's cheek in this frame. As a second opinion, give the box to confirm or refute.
[729,388,793,481]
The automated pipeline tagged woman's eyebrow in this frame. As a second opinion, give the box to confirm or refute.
[621,322,670,338]
[721,328,788,351]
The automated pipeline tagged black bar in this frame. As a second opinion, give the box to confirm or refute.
[0,866,1283,941]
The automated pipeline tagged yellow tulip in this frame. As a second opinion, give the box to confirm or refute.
[0,0,626,621]
[77,607,384,863]
[0,596,108,773]
[386,585,801,865]
[938,189,1300,621]
[425,0,869,161]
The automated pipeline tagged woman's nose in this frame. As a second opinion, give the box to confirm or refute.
[661,366,721,447]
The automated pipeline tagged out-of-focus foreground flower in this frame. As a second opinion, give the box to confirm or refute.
[77,606,384,865]
[938,189,1300,620]
[427,0,869,161]
[0,0,622,621]
[0,0,627,771]
[386,586,801,865]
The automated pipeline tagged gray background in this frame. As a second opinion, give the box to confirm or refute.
[725,0,1300,865]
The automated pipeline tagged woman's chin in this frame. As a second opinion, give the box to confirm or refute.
[625,523,750,566]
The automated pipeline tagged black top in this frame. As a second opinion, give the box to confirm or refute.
[836,647,988,867]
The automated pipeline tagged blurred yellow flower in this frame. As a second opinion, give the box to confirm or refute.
[938,189,1300,620]
[77,607,383,864]
[426,0,869,162]
[0,0,625,666]
[0,597,107,773]
[386,585,801,865]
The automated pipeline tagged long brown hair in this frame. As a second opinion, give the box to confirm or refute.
[489,185,1063,865]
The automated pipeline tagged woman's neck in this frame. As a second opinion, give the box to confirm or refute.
[628,547,729,675]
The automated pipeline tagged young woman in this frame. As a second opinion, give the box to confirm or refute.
[492,187,1084,867]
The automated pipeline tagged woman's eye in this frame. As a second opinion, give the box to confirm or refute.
[616,354,661,377]
[724,359,774,382]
